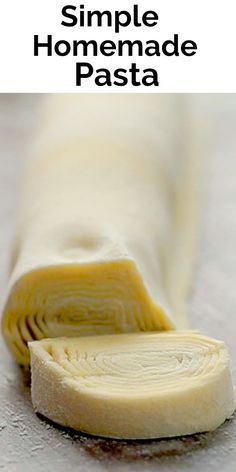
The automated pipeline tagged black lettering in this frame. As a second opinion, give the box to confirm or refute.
[61,5,77,27]
[115,11,131,33]
[95,68,112,86]
[87,10,112,28]
[118,40,143,56]
[143,68,159,86]
[114,68,128,86]
[162,34,179,56]
[76,62,93,86]
[181,40,197,56]
[133,5,142,27]
[79,4,85,27]
[73,40,98,56]
[142,11,159,27]
[100,41,116,56]
[145,40,160,56]
[34,35,52,56]
[130,63,141,86]
[54,40,71,56]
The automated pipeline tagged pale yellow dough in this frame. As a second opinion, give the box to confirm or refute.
[2,95,201,365]
[29,332,235,439]
[1,94,234,439]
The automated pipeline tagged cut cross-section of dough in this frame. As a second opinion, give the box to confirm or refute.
[29,332,235,440]
[1,95,235,439]
[2,95,202,365]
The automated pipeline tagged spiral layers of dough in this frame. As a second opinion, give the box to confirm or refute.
[2,95,234,439]
[29,332,235,439]
[2,95,201,365]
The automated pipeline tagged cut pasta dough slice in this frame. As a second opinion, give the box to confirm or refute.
[29,332,235,439]
[2,94,235,439]
[2,95,202,366]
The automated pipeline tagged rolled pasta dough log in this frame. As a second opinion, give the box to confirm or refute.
[2,94,201,365]
[3,94,235,440]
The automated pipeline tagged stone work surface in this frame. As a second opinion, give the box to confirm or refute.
[0,94,235,472]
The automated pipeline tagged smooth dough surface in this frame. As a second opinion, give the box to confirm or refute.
[2,94,234,440]
[2,95,202,365]
[29,332,235,439]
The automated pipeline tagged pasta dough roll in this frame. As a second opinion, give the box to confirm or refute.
[2,95,201,365]
[29,332,235,439]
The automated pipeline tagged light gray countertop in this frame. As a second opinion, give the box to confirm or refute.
[0,94,235,471]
